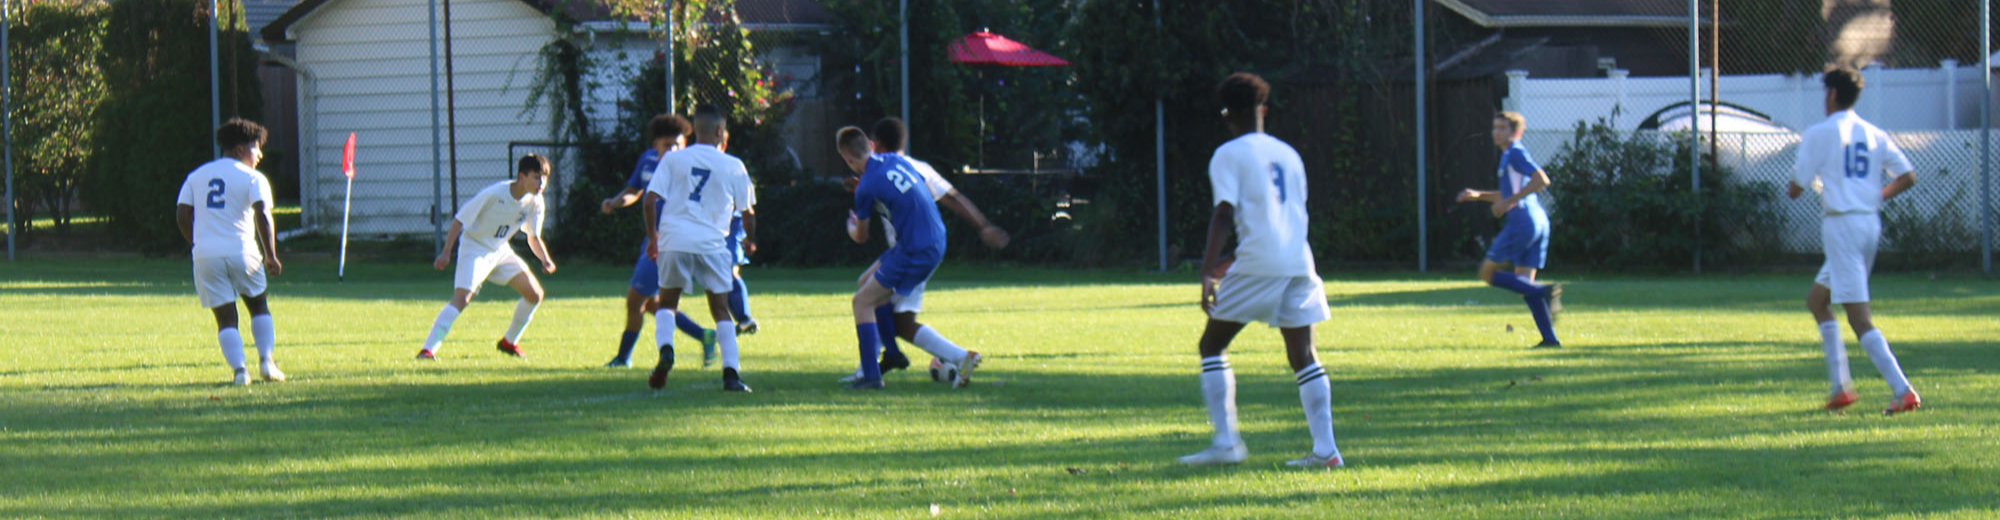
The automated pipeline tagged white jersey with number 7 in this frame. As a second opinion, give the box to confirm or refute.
[648,143,755,255]
[1794,110,1913,216]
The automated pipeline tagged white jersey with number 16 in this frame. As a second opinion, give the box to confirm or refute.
[1795,110,1914,216]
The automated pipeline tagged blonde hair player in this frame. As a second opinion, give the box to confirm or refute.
[1455,110,1562,349]
[418,154,557,360]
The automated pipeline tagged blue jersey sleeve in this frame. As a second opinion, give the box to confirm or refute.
[625,149,658,192]
[852,175,879,221]
[1506,147,1540,175]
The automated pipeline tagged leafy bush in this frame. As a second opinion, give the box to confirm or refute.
[1540,117,1783,269]
[83,0,260,255]
[5,0,107,243]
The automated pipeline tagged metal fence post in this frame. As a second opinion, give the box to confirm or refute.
[1689,0,1701,273]
[3,2,11,261]
[1984,0,1993,273]
[1154,0,1167,272]
[431,0,444,253]
[210,0,220,158]
[900,0,910,153]
[1415,0,1428,273]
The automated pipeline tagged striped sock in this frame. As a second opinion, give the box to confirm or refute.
[1199,356,1239,448]
[1295,362,1340,459]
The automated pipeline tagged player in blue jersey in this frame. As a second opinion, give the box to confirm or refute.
[1456,111,1562,349]
[835,126,984,390]
[599,114,715,368]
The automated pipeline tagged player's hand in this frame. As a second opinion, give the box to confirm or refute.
[265,256,283,276]
[645,235,659,261]
[846,211,865,242]
[842,176,860,193]
[433,252,451,270]
[979,225,1011,249]
[1490,198,1516,218]
[1200,275,1219,314]
[742,239,757,256]
[599,198,617,214]
[542,260,557,274]
[1456,189,1479,203]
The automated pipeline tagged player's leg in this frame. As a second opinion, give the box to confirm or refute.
[1276,275,1342,468]
[210,303,249,385]
[1844,302,1917,413]
[1179,318,1247,465]
[495,270,542,357]
[701,253,749,391]
[1808,281,1856,409]
[422,251,490,358]
[611,288,650,367]
[242,291,284,382]
[1514,266,1560,348]
[846,277,898,389]
[728,264,757,334]
[195,256,249,383]
[648,286,685,389]
[895,288,982,389]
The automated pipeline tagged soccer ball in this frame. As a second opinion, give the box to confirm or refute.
[928,357,959,384]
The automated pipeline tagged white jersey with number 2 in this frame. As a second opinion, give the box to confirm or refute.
[176,158,274,260]
[1794,110,1913,216]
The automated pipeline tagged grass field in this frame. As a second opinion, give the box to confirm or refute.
[3,258,1997,519]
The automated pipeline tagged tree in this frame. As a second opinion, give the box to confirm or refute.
[5,0,107,240]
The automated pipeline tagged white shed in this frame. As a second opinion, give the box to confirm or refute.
[265,0,649,235]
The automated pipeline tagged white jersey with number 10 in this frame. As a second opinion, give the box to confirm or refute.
[454,180,545,256]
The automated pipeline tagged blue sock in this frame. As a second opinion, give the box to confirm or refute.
[1488,272,1542,296]
[1525,294,1559,344]
[728,277,753,322]
[874,304,903,359]
[615,331,640,362]
[674,311,706,341]
[856,324,882,381]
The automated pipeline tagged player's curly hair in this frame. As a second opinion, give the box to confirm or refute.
[1823,67,1864,110]
[215,118,267,151]
[872,117,908,152]
[1216,72,1269,115]
[649,114,692,144]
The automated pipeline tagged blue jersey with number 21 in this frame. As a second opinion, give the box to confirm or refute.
[853,153,945,258]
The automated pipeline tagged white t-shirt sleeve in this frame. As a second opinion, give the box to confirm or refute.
[1209,148,1240,208]
[524,198,546,237]
[176,176,198,207]
[453,187,491,227]
[249,172,272,212]
[1793,127,1826,189]
[1877,130,1914,177]
[737,163,756,211]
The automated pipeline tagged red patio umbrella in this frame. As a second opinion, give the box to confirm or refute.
[948,31,1071,67]
[947,31,1069,169]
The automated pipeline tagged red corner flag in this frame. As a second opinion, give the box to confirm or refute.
[341,133,357,179]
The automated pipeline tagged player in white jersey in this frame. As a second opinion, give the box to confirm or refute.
[1787,67,1921,415]
[176,119,284,386]
[835,116,1010,383]
[418,154,558,360]
[642,104,757,392]
[1179,73,1343,469]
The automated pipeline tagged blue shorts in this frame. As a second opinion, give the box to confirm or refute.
[871,248,942,296]
[1486,216,1549,269]
[629,240,660,295]
[725,216,750,266]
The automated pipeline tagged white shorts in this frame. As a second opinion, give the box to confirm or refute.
[455,247,530,294]
[659,251,736,294]
[1815,213,1880,304]
[1208,273,1331,328]
[193,255,268,308]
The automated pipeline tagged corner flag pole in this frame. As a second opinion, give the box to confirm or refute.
[339,133,356,281]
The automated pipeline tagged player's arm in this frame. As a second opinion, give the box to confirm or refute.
[938,189,1009,248]
[1788,129,1826,200]
[848,183,873,244]
[641,191,662,260]
[434,220,462,270]
[847,210,871,243]
[526,234,556,274]
[1199,202,1235,313]
[251,201,282,275]
[1492,169,1550,216]
[601,187,643,214]
[1880,136,1917,202]
[739,207,758,255]
[176,204,196,244]
[1882,172,1916,201]
[1455,189,1500,203]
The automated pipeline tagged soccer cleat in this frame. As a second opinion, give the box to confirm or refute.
[880,349,912,372]
[837,368,865,383]
[416,349,437,360]
[1284,452,1345,468]
[1177,444,1248,466]
[722,368,752,393]
[1542,282,1564,319]
[260,362,287,382]
[605,358,632,368]
[1531,340,1563,349]
[231,368,251,386]
[648,349,675,390]
[701,329,718,368]
[952,351,984,389]
[496,339,526,358]
[1824,389,1859,410]
[737,319,759,336]
[1883,390,1921,415]
[844,377,884,390]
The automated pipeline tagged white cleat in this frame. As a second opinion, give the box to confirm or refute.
[1177,443,1248,466]
[260,362,287,382]
[836,368,865,383]
[1284,452,1344,468]
[231,369,251,386]
[952,351,983,389]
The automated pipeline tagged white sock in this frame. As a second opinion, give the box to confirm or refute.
[423,304,460,353]
[1296,363,1340,459]
[218,327,246,370]
[716,321,740,370]
[504,299,538,344]
[1818,321,1851,394]
[1860,330,1911,396]
[1199,356,1239,448]
[654,309,677,352]
[911,325,970,363]
[251,314,276,363]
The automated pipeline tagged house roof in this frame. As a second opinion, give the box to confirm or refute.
[1435,0,1699,28]
[262,0,830,43]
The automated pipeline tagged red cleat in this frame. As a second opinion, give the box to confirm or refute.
[1883,391,1921,415]
[416,349,437,360]
[496,339,526,358]
[1824,390,1858,410]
